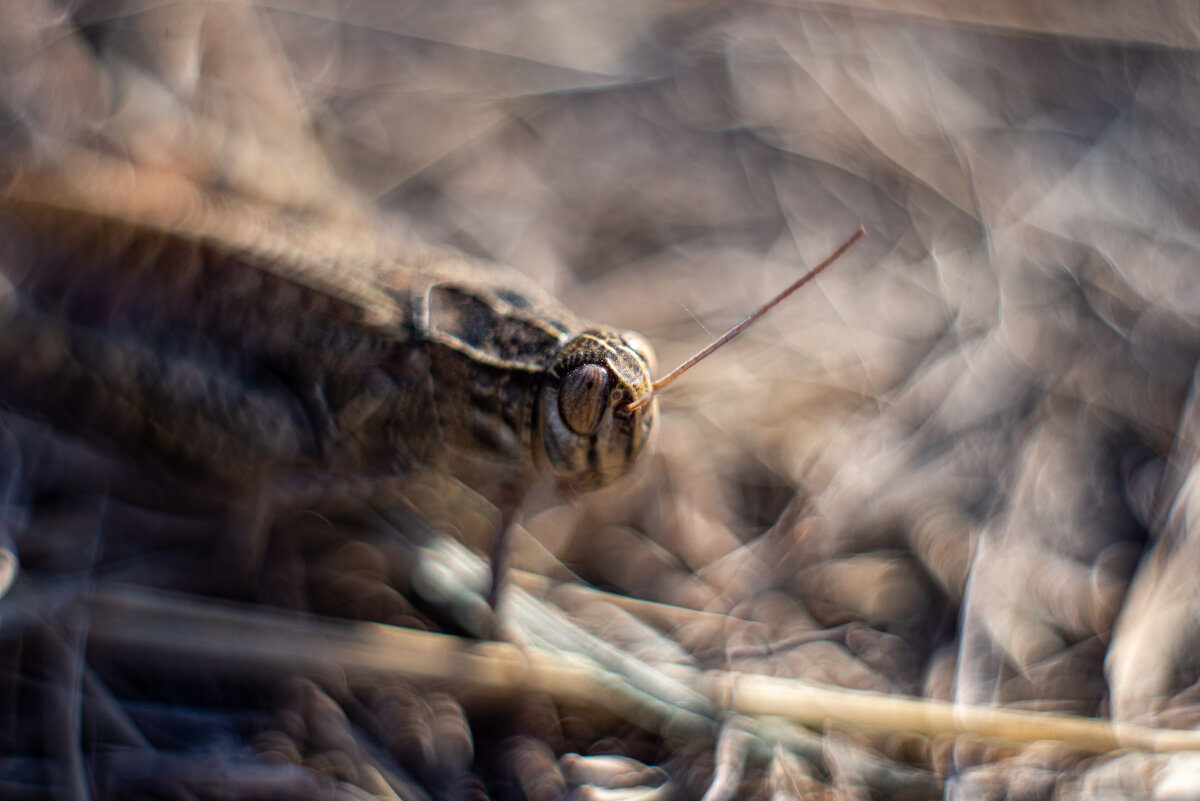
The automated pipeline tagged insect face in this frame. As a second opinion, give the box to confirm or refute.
[534,228,863,493]
[536,330,657,492]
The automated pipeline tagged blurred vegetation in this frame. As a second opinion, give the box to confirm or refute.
[4,1,1200,798]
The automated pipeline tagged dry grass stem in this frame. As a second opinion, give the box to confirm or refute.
[85,582,1200,756]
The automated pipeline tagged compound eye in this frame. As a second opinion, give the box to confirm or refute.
[558,363,611,435]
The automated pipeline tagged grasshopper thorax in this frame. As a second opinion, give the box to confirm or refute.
[535,329,657,492]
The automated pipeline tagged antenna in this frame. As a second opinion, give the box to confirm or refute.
[626,225,865,412]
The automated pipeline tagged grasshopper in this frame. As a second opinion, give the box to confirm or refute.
[0,152,860,609]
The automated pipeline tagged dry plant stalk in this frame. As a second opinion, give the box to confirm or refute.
[85,582,1200,755]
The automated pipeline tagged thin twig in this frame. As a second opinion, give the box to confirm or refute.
[84,584,1200,755]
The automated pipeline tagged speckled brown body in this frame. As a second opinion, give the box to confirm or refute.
[0,163,657,499]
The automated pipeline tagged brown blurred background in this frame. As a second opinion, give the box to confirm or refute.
[4,1,1200,798]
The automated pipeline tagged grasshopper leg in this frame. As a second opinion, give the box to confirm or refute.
[485,480,527,616]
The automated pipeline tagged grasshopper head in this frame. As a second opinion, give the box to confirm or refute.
[532,228,864,493]
[535,329,657,492]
